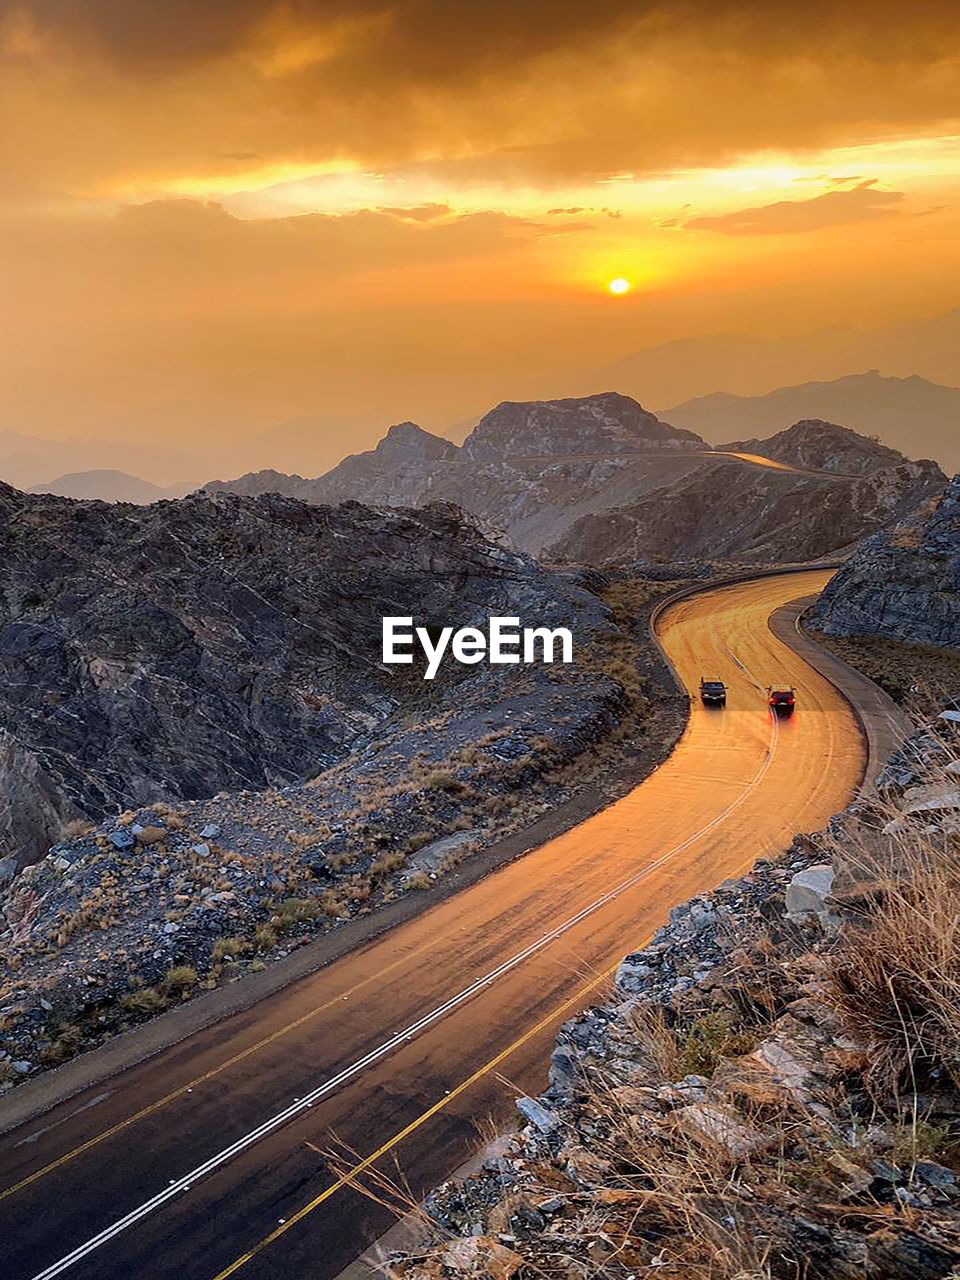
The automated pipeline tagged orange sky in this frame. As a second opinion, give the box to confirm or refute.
[2,1,960,477]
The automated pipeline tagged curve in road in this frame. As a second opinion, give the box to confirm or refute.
[0,569,866,1280]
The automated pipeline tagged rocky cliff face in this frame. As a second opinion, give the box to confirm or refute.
[548,457,947,567]
[0,485,602,872]
[721,418,908,475]
[807,474,960,648]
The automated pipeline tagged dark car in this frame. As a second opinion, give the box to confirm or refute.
[699,677,727,706]
[767,685,796,713]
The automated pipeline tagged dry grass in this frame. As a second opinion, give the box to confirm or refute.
[59,817,94,841]
[820,731,960,1104]
[163,965,198,992]
[829,835,960,1096]
[212,936,251,962]
[807,628,960,713]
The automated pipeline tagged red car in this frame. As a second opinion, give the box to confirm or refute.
[767,685,796,713]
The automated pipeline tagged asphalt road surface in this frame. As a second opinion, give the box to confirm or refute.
[0,569,866,1280]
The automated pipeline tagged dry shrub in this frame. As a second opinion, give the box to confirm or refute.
[828,744,960,1096]
[830,840,960,1094]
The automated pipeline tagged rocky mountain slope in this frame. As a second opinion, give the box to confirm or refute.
[209,397,942,562]
[807,473,960,649]
[207,393,713,553]
[548,454,946,567]
[662,371,960,474]
[0,485,616,876]
[720,417,908,475]
[0,555,686,1081]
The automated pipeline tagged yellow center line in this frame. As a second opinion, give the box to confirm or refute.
[210,957,625,1280]
[0,940,440,1203]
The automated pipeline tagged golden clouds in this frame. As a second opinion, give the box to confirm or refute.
[4,1,960,204]
[1,2,959,457]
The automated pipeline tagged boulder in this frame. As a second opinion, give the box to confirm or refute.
[516,1096,558,1134]
[670,1101,772,1160]
[901,783,960,815]
[785,864,835,926]
[440,1237,523,1279]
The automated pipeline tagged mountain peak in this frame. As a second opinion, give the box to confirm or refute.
[375,422,459,461]
[462,391,705,461]
[722,418,907,475]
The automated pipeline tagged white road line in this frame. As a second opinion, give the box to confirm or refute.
[29,679,779,1280]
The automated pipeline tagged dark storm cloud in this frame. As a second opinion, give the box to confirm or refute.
[8,0,636,72]
[16,1,960,79]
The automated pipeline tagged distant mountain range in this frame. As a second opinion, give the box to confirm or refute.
[0,430,205,492]
[661,372,960,474]
[208,393,946,565]
[29,469,194,503]
[600,307,960,408]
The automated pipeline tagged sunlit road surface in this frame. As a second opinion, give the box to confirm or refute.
[0,570,865,1280]
[713,450,836,475]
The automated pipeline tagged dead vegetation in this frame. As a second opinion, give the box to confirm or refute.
[806,628,960,713]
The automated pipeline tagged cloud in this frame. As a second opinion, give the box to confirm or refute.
[3,2,960,200]
[685,184,905,235]
[376,203,452,221]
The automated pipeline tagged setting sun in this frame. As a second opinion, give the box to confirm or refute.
[607,277,632,295]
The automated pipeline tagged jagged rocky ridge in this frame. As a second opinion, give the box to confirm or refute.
[720,418,910,475]
[384,711,960,1280]
[0,486,616,877]
[548,454,945,567]
[461,393,704,459]
[208,399,945,561]
[208,394,713,554]
[808,474,960,649]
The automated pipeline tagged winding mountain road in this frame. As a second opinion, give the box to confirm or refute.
[1,570,869,1280]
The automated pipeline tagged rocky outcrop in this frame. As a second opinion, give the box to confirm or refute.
[720,418,909,475]
[461,392,704,460]
[548,456,946,566]
[205,422,460,509]
[0,485,610,870]
[808,474,960,648]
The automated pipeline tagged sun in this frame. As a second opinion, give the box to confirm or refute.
[607,277,632,295]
